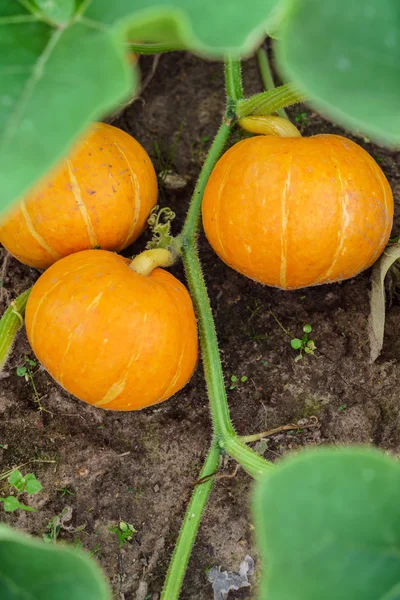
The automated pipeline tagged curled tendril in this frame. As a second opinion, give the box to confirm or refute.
[146,205,176,250]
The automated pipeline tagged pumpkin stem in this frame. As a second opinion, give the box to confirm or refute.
[129,248,176,276]
[239,115,301,137]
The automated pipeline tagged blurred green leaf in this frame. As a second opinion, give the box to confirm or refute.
[86,0,281,56]
[0,525,110,598]
[255,447,400,600]
[0,3,132,216]
[278,0,400,144]
[33,0,76,24]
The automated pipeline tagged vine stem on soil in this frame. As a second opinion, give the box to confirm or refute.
[161,58,275,600]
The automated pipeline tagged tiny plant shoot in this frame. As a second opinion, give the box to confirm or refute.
[0,470,42,513]
[290,324,317,361]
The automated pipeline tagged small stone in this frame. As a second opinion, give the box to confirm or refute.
[160,170,190,190]
[153,484,160,492]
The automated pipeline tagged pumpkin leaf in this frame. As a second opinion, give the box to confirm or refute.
[277,0,400,145]
[0,4,133,218]
[85,0,281,56]
[33,0,76,24]
[254,447,400,600]
[368,243,400,363]
[0,524,110,598]
[0,0,281,217]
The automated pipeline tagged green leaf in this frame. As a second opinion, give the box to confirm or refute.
[255,447,400,600]
[33,0,76,23]
[0,496,35,512]
[290,338,302,350]
[0,524,111,598]
[278,0,400,145]
[303,324,312,334]
[16,366,27,377]
[25,474,43,494]
[0,4,133,216]
[368,243,400,362]
[8,470,23,488]
[85,0,281,57]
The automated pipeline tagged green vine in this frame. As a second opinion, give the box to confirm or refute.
[257,47,289,120]
[161,444,220,598]
[161,57,284,599]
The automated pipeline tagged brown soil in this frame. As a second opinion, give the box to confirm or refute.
[1,51,400,600]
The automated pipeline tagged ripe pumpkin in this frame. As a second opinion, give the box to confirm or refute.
[0,123,157,269]
[25,250,198,411]
[202,134,393,290]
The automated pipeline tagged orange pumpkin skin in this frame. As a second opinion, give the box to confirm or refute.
[25,250,198,411]
[202,134,393,290]
[0,123,157,269]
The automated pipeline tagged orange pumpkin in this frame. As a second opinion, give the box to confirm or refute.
[25,250,198,411]
[0,123,157,269]
[202,134,393,290]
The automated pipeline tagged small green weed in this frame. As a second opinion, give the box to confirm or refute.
[270,312,317,361]
[43,510,68,543]
[16,357,50,413]
[338,404,348,412]
[89,543,102,558]
[229,375,248,390]
[57,486,74,497]
[295,111,309,127]
[108,521,137,547]
[290,324,317,361]
[153,120,185,191]
[191,135,211,162]
[249,328,268,344]
[0,469,42,513]
[16,357,37,378]
[246,297,264,320]
[43,506,85,544]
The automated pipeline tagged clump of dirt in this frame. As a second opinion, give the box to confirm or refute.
[1,50,399,600]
